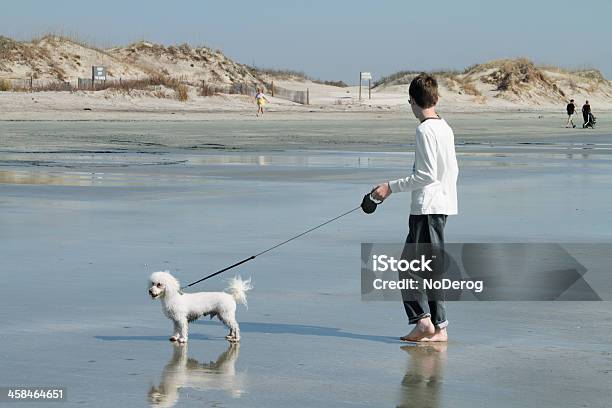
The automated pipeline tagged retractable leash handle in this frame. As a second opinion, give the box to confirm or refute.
[361,187,384,214]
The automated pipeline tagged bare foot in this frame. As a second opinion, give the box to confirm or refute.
[400,318,435,342]
[419,328,448,342]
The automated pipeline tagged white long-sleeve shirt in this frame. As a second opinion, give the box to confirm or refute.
[388,118,459,215]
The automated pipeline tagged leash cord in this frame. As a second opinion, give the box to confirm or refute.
[181,205,361,289]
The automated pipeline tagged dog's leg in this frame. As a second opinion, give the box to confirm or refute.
[169,320,180,342]
[225,317,240,343]
[224,323,235,340]
[233,323,240,342]
[219,313,238,342]
[177,318,189,343]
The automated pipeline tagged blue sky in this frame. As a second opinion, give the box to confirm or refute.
[3,0,612,83]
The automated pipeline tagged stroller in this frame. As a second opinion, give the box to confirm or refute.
[583,112,596,129]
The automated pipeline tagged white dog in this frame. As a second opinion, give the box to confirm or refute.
[148,271,252,343]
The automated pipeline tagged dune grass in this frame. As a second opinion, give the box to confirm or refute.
[0,79,12,91]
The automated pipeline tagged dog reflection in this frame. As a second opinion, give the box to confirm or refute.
[148,343,245,407]
[398,343,447,408]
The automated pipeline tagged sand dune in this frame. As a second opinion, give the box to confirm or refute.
[1,35,611,114]
[374,59,612,110]
[0,35,255,85]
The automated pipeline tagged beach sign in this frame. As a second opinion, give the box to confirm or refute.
[359,72,372,100]
[92,66,107,81]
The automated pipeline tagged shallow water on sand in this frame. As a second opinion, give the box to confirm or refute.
[1,119,611,407]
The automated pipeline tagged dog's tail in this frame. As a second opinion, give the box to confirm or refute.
[226,276,253,307]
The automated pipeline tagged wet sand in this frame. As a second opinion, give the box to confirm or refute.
[1,115,611,407]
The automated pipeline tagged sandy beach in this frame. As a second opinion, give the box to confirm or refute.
[2,10,612,405]
[1,116,611,407]
[1,83,612,123]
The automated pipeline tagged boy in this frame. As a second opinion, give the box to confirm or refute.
[372,73,458,342]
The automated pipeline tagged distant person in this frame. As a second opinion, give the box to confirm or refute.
[255,88,269,117]
[565,99,576,128]
[371,73,458,343]
[582,100,596,128]
[582,101,591,126]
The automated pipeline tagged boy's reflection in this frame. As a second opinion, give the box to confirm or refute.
[398,344,447,408]
[148,343,245,407]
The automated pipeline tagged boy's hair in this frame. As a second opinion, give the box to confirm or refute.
[409,73,439,109]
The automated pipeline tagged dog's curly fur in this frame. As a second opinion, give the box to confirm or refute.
[148,271,252,343]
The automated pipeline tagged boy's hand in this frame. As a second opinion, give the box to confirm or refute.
[372,182,391,201]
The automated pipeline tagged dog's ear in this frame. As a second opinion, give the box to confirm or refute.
[163,271,181,292]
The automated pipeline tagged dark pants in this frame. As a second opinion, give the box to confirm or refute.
[400,214,448,328]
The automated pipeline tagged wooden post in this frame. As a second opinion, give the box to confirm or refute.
[271,80,274,97]
[368,79,371,99]
[306,88,310,105]
[359,72,362,101]
[30,76,33,91]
